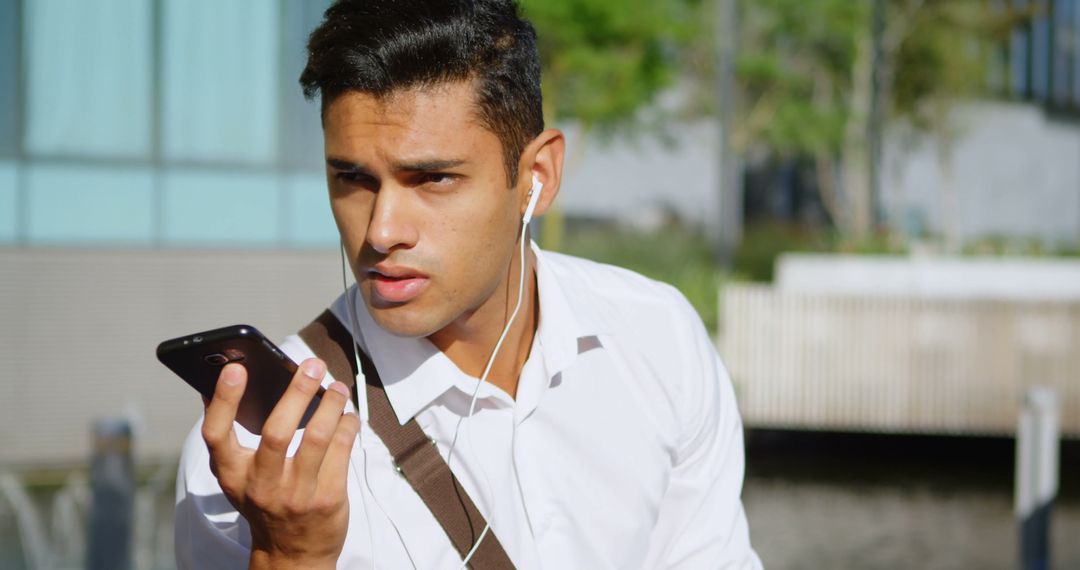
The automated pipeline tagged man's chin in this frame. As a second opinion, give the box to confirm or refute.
[366,303,446,338]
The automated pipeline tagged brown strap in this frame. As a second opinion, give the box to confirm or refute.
[299,310,515,569]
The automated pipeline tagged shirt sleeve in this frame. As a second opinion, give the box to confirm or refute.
[173,416,253,570]
[641,290,763,569]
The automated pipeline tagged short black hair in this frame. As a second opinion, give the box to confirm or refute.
[299,0,544,185]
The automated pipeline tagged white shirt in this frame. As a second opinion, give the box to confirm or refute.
[175,246,761,569]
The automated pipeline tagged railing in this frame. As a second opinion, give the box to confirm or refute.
[718,284,1080,437]
[0,463,175,570]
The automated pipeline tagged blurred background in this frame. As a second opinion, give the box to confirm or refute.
[1,0,1078,568]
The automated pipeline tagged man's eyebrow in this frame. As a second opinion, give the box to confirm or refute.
[326,158,372,174]
[326,157,467,175]
[394,158,467,172]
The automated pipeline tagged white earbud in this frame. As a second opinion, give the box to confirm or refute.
[523,175,543,224]
[454,173,544,568]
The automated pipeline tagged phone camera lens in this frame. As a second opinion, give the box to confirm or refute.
[193,336,203,343]
[203,353,228,366]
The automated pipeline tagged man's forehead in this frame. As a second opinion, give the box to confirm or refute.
[325,81,481,126]
[323,81,500,164]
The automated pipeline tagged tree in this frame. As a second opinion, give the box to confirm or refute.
[520,0,704,251]
[729,0,999,244]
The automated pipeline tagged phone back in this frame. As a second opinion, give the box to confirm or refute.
[157,325,299,434]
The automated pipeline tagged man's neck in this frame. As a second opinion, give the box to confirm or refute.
[427,250,539,400]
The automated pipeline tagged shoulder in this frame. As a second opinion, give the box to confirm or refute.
[541,249,704,341]
[542,250,691,311]
[541,249,713,399]
[541,250,733,454]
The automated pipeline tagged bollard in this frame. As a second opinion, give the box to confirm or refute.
[1016,386,1059,570]
[86,419,135,570]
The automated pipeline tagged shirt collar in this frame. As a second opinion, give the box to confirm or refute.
[329,242,605,425]
[530,243,606,377]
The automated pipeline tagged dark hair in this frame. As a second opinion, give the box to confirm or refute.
[299,0,544,185]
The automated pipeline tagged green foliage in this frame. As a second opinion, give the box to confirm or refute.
[732,222,907,282]
[560,224,725,332]
[733,0,996,155]
[721,0,1001,241]
[731,222,829,282]
[521,0,703,131]
[962,235,1080,258]
[734,0,865,156]
[890,1,999,129]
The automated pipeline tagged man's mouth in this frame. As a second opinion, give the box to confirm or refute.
[367,265,429,304]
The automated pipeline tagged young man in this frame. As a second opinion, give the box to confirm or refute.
[175,1,761,568]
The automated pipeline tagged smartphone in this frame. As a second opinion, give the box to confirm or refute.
[156,324,321,434]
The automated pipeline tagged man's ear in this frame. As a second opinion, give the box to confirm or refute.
[517,129,565,220]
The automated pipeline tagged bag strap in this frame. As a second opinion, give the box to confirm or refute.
[299,310,514,569]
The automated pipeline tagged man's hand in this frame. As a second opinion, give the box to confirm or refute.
[201,358,360,570]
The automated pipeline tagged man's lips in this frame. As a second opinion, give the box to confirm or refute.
[367,265,429,304]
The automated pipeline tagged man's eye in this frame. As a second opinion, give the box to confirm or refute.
[422,173,455,185]
[336,172,363,183]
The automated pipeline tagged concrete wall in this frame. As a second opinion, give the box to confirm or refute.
[555,101,1080,248]
[776,253,1080,301]
[0,247,345,467]
[882,101,1080,246]
[556,122,721,229]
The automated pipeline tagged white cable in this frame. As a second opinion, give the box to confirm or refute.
[510,417,537,544]
[450,219,532,569]
[342,243,420,570]
[362,446,419,570]
[341,243,379,569]
[340,203,534,568]
[347,450,378,569]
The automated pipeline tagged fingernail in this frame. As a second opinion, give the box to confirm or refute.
[302,360,325,380]
[222,365,242,386]
[329,381,349,396]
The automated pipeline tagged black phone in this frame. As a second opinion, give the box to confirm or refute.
[156,324,321,434]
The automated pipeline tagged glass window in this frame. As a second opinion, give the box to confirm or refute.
[1032,0,1051,100]
[25,164,155,244]
[1073,0,1080,104]
[162,0,280,165]
[1052,0,1072,105]
[0,162,16,243]
[989,0,1009,95]
[161,169,280,246]
[280,0,334,171]
[284,172,338,247]
[24,0,153,158]
[1011,0,1031,97]
[0,0,18,157]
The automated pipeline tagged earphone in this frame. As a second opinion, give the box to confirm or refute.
[523,174,543,224]
[341,242,418,570]
[451,173,542,567]
[339,174,543,568]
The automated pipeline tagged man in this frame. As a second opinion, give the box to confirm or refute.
[175,0,761,568]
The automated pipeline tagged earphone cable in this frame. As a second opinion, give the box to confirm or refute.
[342,242,420,570]
[452,218,532,569]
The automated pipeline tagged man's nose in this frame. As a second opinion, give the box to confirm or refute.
[366,185,419,254]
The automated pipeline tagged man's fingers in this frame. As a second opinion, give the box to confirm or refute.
[315,411,361,497]
[201,363,247,472]
[291,381,352,489]
[253,358,327,476]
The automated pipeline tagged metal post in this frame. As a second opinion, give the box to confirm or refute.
[868,0,885,231]
[714,0,741,269]
[1016,386,1059,570]
[86,419,135,570]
